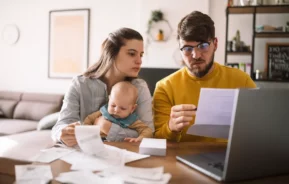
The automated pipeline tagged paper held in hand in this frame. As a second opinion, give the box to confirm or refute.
[75,125,105,155]
[187,88,239,139]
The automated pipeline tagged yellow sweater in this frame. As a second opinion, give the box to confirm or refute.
[153,62,256,142]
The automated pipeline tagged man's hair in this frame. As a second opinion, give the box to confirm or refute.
[177,11,215,42]
[111,81,138,104]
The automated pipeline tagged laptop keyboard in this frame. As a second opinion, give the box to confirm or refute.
[208,162,224,171]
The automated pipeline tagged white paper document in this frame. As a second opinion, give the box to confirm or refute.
[15,165,53,183]
[123,173,172,184]
[68,145,149,171]
[187,88,239,138]
[75,125,105,155]
[99,166,164,180]
[98,166,171,184]
[31,147,75,163]
[55,170,123,184]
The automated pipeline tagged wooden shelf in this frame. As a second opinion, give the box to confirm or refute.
[256,5,289,13]
[227,5,289,14]
[226,5,289,80]
[228,6,254,14]
[227,51,252,55]
[255,32,289,38]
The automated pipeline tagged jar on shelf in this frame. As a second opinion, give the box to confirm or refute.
[286,22,289,32]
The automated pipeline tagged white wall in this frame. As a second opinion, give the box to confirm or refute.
[209,0,228,64]
[0,0,208,93]
[139,0,209,68]
[1,0,288,93]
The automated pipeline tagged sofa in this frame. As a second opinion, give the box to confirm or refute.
[0,91,63,159]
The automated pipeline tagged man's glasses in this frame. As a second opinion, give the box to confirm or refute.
[180,41,211,56]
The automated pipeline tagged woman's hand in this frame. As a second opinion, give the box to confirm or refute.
[60,122,80,147]
[96,116,112,135]
[168,104,197,132]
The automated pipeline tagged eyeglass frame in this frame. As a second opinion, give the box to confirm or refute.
[179,39,214,56]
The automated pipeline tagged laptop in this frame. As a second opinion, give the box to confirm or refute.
[177,88,289,182]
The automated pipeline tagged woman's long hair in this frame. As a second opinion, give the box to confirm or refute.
[83,28,143,79]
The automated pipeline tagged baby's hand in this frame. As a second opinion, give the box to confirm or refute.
[124,137,142,143]
[96,116,112,135]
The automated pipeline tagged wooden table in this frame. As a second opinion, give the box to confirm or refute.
[1,142,289,184]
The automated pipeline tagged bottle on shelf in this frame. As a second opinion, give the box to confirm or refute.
[227,0,233,7]
[255,69,260,80]
[157,29,164,41]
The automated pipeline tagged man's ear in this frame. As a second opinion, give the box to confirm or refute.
[213,37,218,52]
[131,104,137,113]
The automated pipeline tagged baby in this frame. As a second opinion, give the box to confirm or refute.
[83,81,153,142]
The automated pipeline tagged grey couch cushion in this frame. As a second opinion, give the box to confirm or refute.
[0,91,21,118]
[0,119,38,136]
[0,130,54,161]
[13,93,63,121]
[37,112,60,130]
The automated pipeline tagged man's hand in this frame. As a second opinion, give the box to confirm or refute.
[124,137,142,143]
[96,116,112,135]
[60,122,80,147]
[168,104,197,132]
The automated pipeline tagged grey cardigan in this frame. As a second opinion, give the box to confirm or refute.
[51,75,154,142]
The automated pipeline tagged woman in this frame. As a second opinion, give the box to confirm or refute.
[51,28,153,147]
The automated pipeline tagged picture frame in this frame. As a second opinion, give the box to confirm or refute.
[48,9,90,79]
[265,43,289,80]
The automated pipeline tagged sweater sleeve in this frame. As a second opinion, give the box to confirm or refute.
[245,75,257,88]
[51,77,81,142]
[153,81,182,141]
[128,120,153,138]
[132,79,154,131]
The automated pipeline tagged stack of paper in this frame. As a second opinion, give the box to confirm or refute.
[14,165,53,184]
[98,166,172,184]
[139,138,167,156]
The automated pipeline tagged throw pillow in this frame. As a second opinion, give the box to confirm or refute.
[37,112,60,130]
[0,109,4,117]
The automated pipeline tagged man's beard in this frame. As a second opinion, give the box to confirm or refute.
[189,54,214,78]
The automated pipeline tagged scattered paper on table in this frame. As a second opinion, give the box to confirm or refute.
[31,147,75,163]
[98,166,171,184]
[60,143,149,171]
[15,165,52,183]
[55,170,123,184]
[99,166,164,180]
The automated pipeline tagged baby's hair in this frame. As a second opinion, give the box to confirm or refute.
[111,81,138,103]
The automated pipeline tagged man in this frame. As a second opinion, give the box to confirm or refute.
[153,11,256,142]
